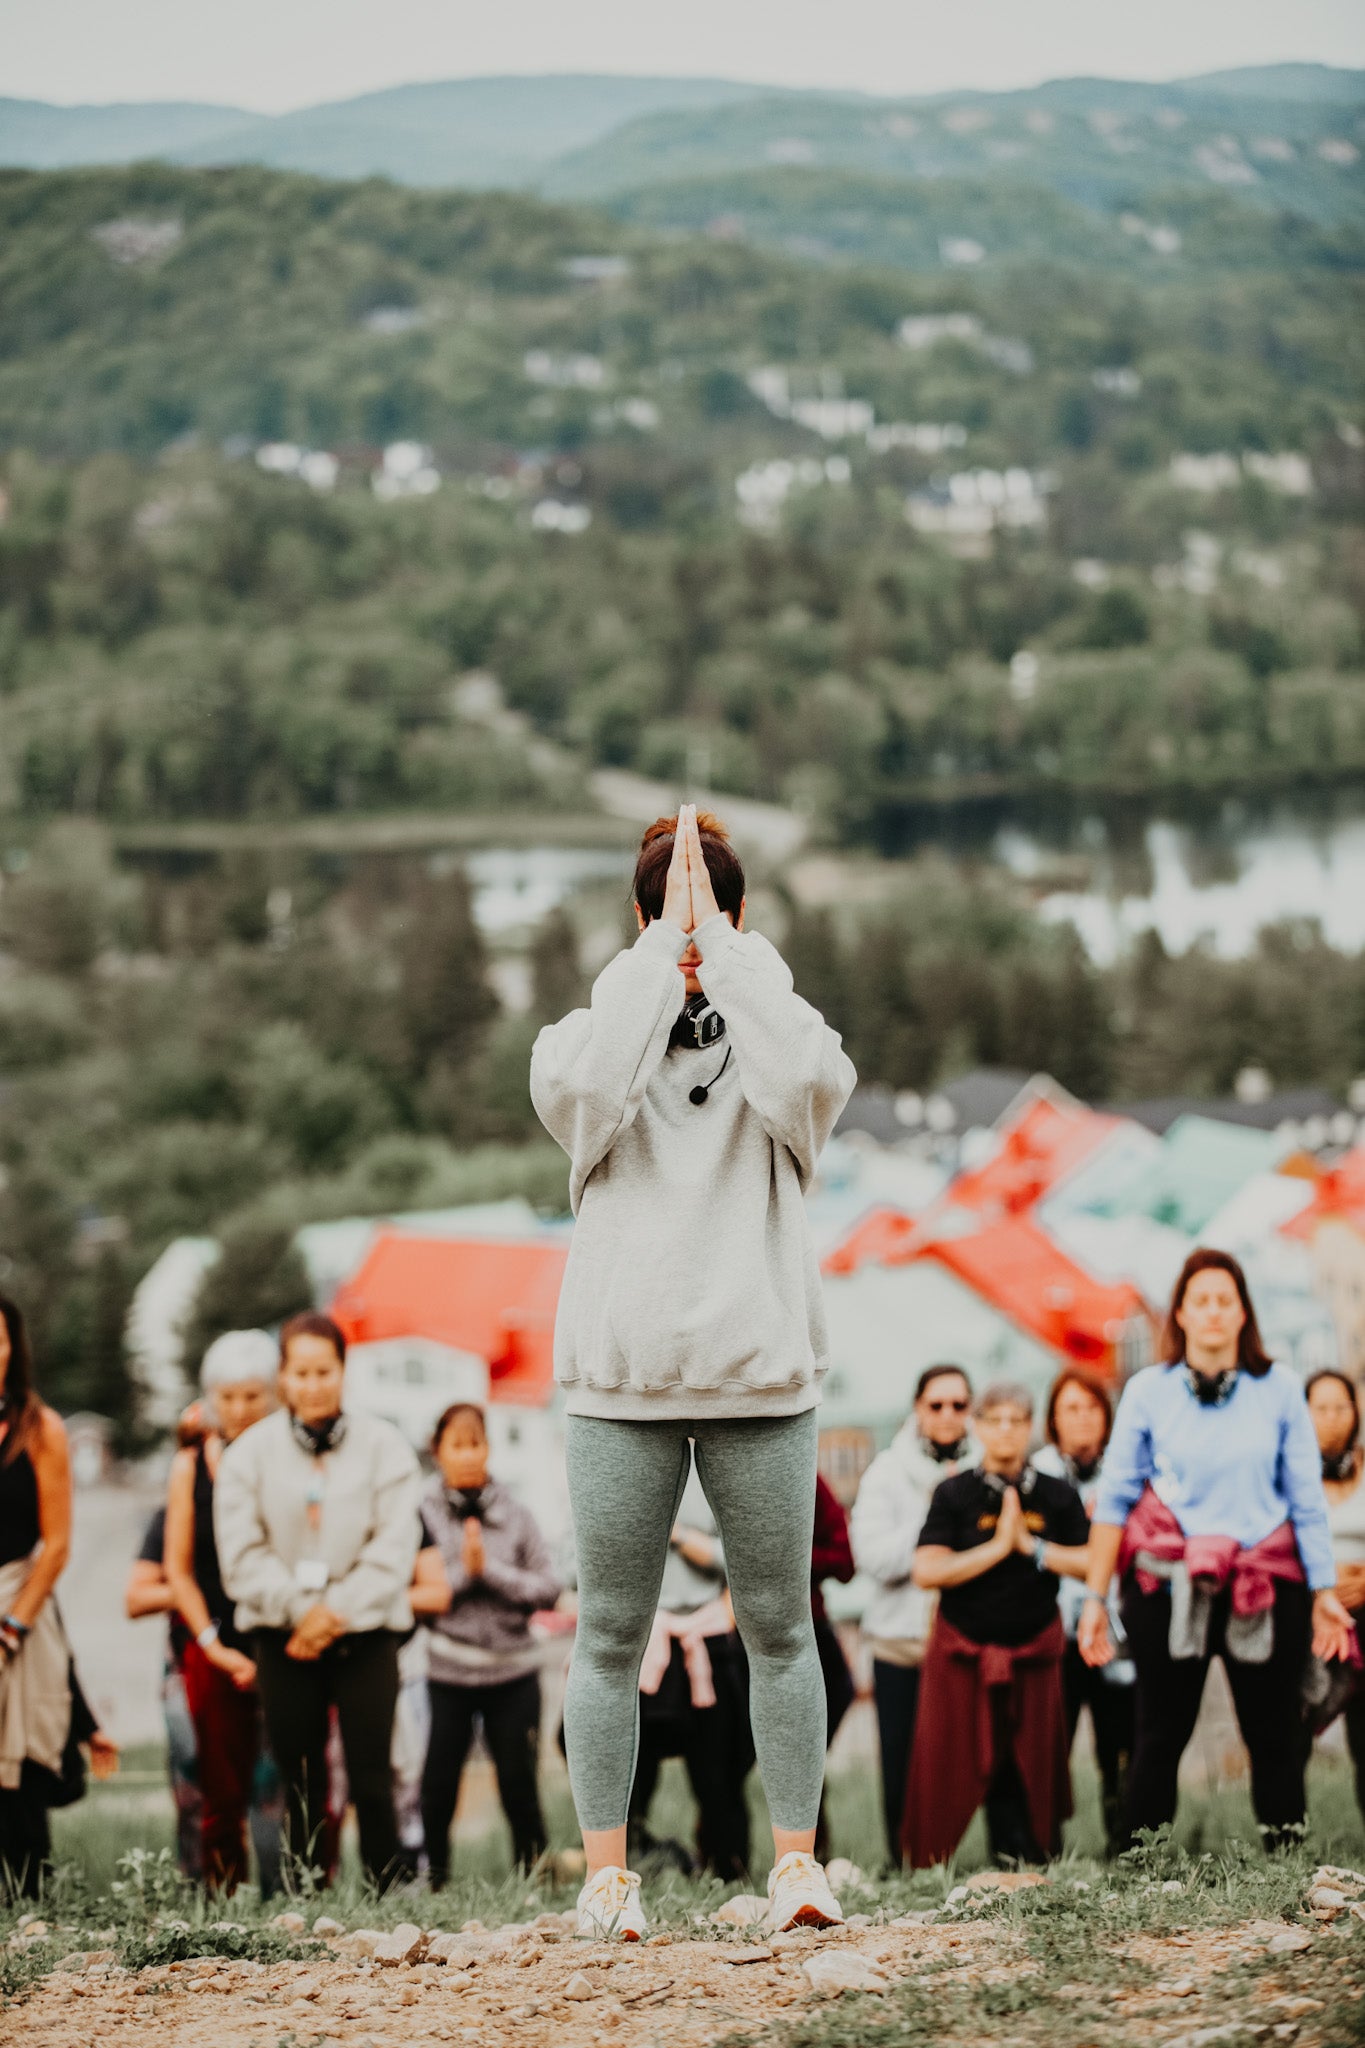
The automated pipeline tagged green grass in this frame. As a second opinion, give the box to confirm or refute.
[4,1752,1361,2040]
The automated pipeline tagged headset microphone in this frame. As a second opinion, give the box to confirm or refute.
[689,1045,732,1106]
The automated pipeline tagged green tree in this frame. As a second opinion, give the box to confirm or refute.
[180,1220,312,1379]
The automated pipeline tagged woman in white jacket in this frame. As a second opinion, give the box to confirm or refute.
[850,1365,977,1865]
[214,1312,420,1889]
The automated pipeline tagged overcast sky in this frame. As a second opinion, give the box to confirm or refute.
[3,0,1362,113]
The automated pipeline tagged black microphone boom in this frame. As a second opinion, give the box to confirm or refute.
[689,1045,732,1106]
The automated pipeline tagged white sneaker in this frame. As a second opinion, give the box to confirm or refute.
[765,1850,845,1933]
[576,1865,648,1941]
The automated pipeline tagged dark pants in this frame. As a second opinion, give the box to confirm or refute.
[1062,1638,1135,1854]
[813,1618,855,1863]
[421,1672,546,1880]
[983,1736,1046,1868]
[254,1628,401,1889]
[0,1762,52,1900]
[1345,1604,1365,1825]
[629,1633,753,1880]
[1121,1577,1312,1850]
[872,1659,921,1868]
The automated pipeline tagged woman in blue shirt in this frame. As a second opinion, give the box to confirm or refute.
[1079,1248,1353,1849]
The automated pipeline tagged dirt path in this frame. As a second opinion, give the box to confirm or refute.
[8,1896,1358,2048]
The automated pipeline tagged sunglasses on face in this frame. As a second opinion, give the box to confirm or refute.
[925,1398,970,1414]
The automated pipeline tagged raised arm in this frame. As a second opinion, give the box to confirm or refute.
[530,923,687,1204]
[693,919,855,1183]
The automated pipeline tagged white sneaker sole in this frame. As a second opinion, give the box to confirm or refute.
[769,1899,842,1933]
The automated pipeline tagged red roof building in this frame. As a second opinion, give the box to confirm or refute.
[945,1091,1122,1223]
[917,1215,1151,1376]
[330,1233,568,1407]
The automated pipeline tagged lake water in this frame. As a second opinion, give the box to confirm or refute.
[465,786,1365,961]
[995,792,1365,963]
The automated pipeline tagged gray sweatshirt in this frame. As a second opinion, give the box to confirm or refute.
[419,1476,562,1687]
[530,912,856,1420]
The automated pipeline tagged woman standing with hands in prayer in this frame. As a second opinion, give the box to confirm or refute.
[1079,1249,1354,1851]
[411,1402,560,1884]
[532,804,856,1939]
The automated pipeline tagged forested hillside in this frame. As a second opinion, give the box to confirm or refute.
[0,158,1362,1426]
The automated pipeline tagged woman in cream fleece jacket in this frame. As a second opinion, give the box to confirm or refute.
[531,805,856,1939]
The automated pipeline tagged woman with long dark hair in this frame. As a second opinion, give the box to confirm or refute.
[1034,1368,1135,1855]
[531,805,855,1938]
[0,1294,75,1895]
[1305,1369,1365,1821]
[214,1312,420,1888]
[1079,1249,1353,1848]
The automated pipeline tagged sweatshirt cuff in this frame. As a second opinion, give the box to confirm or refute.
[635,919,690,963]
[692,913,741,963]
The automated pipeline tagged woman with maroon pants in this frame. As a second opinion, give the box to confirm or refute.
[166,1330,277,1893]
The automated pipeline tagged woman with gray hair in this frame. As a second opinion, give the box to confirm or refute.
[164,1328,277,1893]
[904,1380,1090,1868]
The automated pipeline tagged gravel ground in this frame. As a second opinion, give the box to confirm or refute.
[6,1869,1362,2048]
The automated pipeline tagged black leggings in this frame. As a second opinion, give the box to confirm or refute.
[1121,1577,1312,1850]
[1062,1639,1135,1854]
[421,1672,546,1880]
[254,1628,400,1889]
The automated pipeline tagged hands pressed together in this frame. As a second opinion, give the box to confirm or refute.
[661,803,722,939]
[993,1485,1040,1562]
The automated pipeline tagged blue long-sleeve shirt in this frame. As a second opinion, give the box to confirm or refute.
[1093,1362,1336,1591]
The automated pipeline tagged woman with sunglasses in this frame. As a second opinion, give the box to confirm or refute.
[850,1364,977,1866]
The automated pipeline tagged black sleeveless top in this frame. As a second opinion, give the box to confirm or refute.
[0,1444,41,1566]
[192,1443,243,1650]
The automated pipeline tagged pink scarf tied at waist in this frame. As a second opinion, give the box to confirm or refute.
[1119,1486,1305,1664]
[639,1597,734,1709]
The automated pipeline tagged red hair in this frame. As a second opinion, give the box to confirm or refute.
[1162,1248,1272,1377]
[631,811,745,924]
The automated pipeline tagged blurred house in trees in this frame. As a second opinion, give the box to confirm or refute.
[1282,1149,1365,1381]
[125,1235,219,1431]
[329,1231,571,1538]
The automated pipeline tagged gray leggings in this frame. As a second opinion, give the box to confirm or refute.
[563,1407,825,1834]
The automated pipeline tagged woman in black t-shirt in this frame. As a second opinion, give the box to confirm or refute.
[904,1381,1090,1868]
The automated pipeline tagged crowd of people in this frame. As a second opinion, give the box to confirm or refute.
[0,806,1361,1936]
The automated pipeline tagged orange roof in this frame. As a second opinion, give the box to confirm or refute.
[330,1233,567,1407]
[946,1094,1120,1221]
[921,1215,1149,1376]
[822,1206,921,1276]
[1281,1147,1365,1240]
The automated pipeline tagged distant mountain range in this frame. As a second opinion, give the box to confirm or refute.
[2,64,1361,253]
[0,76,791,189]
